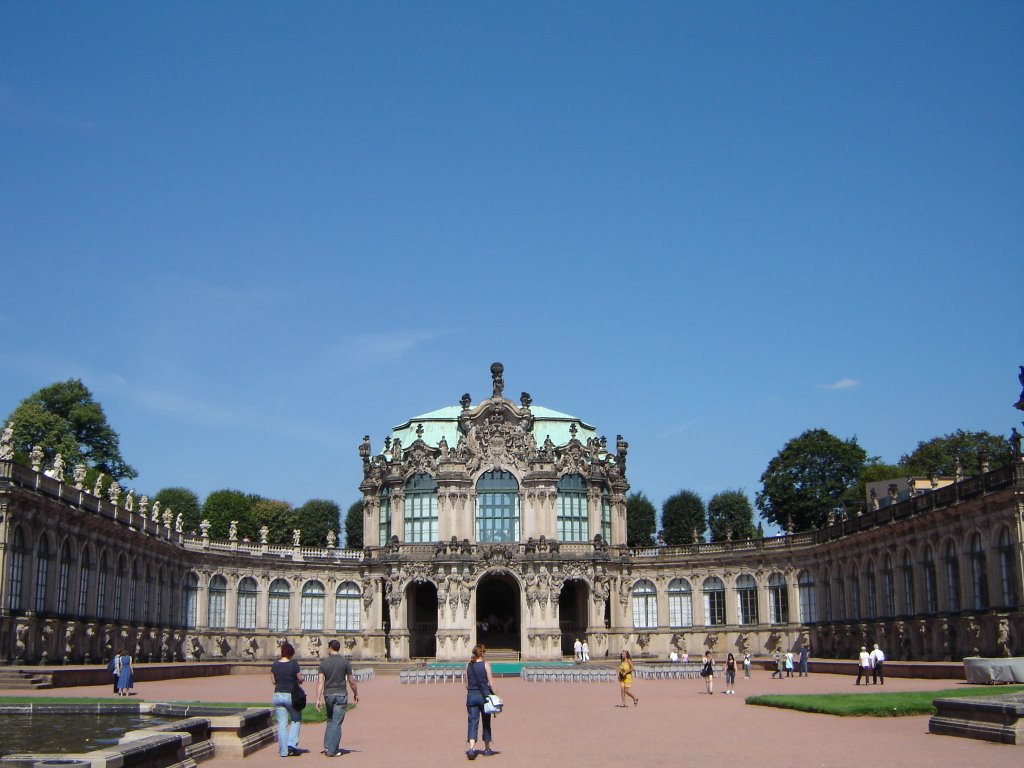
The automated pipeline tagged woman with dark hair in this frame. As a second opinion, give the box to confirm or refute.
[701,650,715,694]
[617,650,638,707]
[271,641,305,757]
[724,652,737,695]
[465,644,496,760]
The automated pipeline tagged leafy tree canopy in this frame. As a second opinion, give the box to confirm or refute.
[900,429,1012,478]
[154,487,202,533]
[344,500,365,549]
[756,428,867,532]
[202,489,262,539]
[661,490,706,545]
[707,490,755,541]
[295,499,342,548]
[251,499,294,545]
[626,492,657,547]
[5,379,137,481]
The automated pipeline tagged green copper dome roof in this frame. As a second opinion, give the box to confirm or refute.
[390,404,597,449]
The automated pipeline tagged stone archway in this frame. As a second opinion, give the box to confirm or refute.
[407,581,438,658]
[475,573,521,653]
[559,579,589,656]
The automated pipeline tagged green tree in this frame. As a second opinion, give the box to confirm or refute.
[900,429,1012,478]
[344,500,365,549]
[295,499,342,547]
[756,428,868,532]
[707,490,756,541]
[5,379,137,480]
[626,492,657,547]
[251,499,294,545]
[202,489,261,539]
[154,487,202,533]
[661,490,706,545]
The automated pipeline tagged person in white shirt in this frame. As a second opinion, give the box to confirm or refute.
[869,643,886,685]
[856,646,872,685]
[573,638,583,664]
[581,640,590,663]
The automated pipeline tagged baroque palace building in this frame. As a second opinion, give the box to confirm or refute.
[1,363,1022,665]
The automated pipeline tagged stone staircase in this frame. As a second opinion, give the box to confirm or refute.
[0,668,54,689]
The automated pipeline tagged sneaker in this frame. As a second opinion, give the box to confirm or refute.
[483,749,495,756]
[467,750,477,760]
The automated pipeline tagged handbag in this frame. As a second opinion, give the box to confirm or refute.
[291,686,307,711]
[483,693,503,715]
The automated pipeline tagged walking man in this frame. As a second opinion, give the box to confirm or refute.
[799,643,810,676]
[315,640,359,757]
[870,643,885,685]
[855,646,872,685]
[573,638,583,664]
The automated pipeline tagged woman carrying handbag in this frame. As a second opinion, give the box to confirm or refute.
[465,644,497,760]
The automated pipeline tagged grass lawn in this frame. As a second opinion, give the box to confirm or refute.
[746,685,1024,717]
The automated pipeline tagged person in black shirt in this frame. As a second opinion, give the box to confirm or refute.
[271,642,305,757]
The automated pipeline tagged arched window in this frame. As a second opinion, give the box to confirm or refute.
[7,527,26,611]
[600,487,612,543]
[821,568,833,622]
[35,536,51,614]
[209,575,227,629]
[835,566,847,621]
[865,560,877,619]
[301,581,325,631]
[143,567,153,624]
[631,579,658,629]
[336,582,361,631]
[237,577,258,631]
[668,578,692,628]
[77,547,91,616]
[112,555,126,621]
[703,576,726,627]
[128,561,139,621]
[736,574,758,625]
[96,553,109,620]
[970,533,988,611]
[476,470,519,543]
[944,540,960,613]
[57,541,73,615]
[797,570,816,623]
[882,555,895,618]
[998,527,1018,607]
[901,550,915,615]
[923,547,937,614]
[404,474,438,543]
[557,474,589,542]
[268,579,290,633]
[378,486,391,546]
[769,573,789,624]
[182,573,199,628]
[849,565,861,620]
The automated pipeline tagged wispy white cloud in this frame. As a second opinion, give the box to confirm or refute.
[339,330,445,366]
[819,378,861,391]
[129,387,240,424]
[659,419,698,438]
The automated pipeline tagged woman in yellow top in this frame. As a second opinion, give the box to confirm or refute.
[617,650,638,707]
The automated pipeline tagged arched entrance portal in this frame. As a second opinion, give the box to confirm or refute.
[407,581,438,658]
[559,579,589,657]
[476,573,520,653]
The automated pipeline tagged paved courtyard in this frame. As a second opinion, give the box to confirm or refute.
[3,668,1021,767]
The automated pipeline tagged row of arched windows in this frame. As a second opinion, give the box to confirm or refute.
[797,528,1019,624]
[6,527,178,626]
[378,471,613,546]
[629,574,790,629]
[180,576,363,633]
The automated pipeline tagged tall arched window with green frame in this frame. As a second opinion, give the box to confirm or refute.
[600,488,612,543]
[476,470,519,543]
[378,486,391,546]
[557,473,588,542]
[403,474,438,543]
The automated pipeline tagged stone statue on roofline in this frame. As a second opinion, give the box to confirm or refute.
[31,445,44,472]
[491,362,504,398]
[0,421,13,460]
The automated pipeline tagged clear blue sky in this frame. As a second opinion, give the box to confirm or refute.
[2,2,1021,531]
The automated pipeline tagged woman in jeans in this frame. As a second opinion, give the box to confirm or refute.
[271,642,305,757]
[465,644,496,760]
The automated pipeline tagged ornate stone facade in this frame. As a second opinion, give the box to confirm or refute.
[0,364,1022,665]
